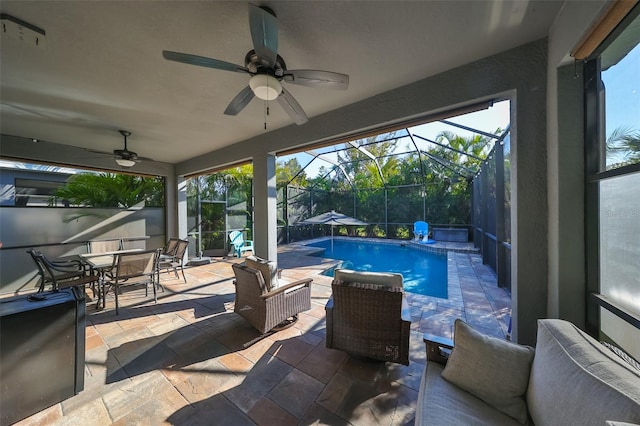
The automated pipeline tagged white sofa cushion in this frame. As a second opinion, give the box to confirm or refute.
[527,319,640,426]
[441,319,535,424]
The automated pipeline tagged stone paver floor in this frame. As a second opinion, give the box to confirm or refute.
[16,241,510,426]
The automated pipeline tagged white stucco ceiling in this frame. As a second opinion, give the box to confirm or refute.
[0,1,564,165]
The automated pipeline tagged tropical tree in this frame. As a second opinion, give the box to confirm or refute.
[276,158,307,189]
[420,130,493,224]
[606,126,640,169]
[53,173,164,208]
[336,132,401,189]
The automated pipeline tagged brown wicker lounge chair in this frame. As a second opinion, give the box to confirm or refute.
[232,262,312,334]
[325,269,411,365]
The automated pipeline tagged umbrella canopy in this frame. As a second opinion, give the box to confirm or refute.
[298,211,367,254]
[298,210,367,226]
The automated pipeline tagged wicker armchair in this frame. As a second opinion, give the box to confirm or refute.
[232,262,312,334]
[325,269,411,365]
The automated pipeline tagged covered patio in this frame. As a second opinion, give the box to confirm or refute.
[2,1,639,424]
[16,244,508,425]
[1,0,601,346]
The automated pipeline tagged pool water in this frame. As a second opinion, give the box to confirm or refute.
[308,239,448,298]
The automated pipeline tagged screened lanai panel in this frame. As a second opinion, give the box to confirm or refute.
[225,175,252,234]
[503,133,512,243]
[356,188,385,224]
[310,188,330,215]
[200,175,227,202]
[473,176,482,247]
[328,190,355,217]
[187,193,197,232]
[387,185,424,223]
[286,186,312,224]
[486,154,497,236]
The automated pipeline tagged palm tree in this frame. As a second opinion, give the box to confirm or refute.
[606,126,640,169]
[53,173,164,208]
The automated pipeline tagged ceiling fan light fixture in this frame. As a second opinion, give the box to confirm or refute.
[115,158,136,167]
[249,74,281,100]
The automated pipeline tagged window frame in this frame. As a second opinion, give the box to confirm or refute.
[584,3,640,337]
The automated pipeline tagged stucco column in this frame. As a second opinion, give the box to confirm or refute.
[176,176,188,246]
[252,152,278,261]
[165,170,178,238]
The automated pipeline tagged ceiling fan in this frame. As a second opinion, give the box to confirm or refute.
[87,130,152,168]
[162,3,349,125]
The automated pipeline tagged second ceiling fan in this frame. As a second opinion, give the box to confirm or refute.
[162,3,349,125]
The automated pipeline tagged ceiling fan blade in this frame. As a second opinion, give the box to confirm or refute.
[224,86,255,116]
[284,69,349,90]
[277,88,308,125]
[162,50,249,74]
[248,4,278,68]
[85,148,112,156]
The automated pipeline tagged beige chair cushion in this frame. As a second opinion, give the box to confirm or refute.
[333,269,403,288]
[441,319,535,425]
[245,256,279,291]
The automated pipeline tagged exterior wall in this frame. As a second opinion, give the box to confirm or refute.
[0,135,180,253]
[546,0,609,327]
[0,206,165,295]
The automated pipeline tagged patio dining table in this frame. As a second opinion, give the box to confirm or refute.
[79,249,143,309]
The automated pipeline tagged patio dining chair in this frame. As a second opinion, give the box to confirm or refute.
[325,269,411,365]
[27,248,99,295]
[161,238,180,258]
[103,249,160,315]
[88,238,123,253]
[157,238,189,283]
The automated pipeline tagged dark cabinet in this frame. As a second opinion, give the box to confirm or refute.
[1,287,85,425]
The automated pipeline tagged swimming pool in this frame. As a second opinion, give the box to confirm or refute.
[307,239,448,298]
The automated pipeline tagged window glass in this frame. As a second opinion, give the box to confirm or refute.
[602,15,640,170]
[599,172,640,314]
[591,9,640,360]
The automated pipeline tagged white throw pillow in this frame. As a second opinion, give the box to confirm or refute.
[441,319,535,424]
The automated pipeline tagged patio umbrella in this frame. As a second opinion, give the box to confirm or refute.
[298,210,368,254]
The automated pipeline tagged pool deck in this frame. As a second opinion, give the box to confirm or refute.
[15,238,511,425]
[278,237,511,340]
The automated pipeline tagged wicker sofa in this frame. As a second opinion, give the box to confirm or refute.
[416,319,640,425]
[325,269,411,365]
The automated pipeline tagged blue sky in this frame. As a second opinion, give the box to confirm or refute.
[603,42,639,138]
[602,41,639,166]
